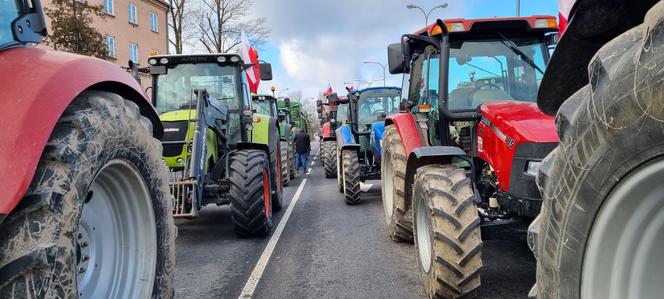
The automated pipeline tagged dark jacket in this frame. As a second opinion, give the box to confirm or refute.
[294,131,310,153]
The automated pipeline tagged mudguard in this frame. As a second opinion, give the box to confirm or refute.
[384,113,424,157]
[335,124,355,147]
[402,146,467,211]
[0,47,161,216]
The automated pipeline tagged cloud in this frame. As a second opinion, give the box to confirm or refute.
[250,0,468,97]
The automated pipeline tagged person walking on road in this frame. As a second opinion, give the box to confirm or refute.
[294,128,310,174]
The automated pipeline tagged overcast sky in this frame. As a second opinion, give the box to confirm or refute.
[248,0,557,99]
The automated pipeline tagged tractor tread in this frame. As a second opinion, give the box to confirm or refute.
[229,149,273,237]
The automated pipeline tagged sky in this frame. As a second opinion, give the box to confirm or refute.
[248,0,558,99]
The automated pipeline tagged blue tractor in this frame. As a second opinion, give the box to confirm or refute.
[336,86,401,204]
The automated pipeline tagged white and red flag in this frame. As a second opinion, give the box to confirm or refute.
[323,85,333,97]
[558,0,576,36]
[240,31,260,93]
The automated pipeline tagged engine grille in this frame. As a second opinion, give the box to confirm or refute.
[162,121,189,157]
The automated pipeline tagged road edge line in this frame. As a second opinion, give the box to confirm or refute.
[238,178,308,299]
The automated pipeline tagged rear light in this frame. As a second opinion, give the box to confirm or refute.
[534,18,557,29]
[446,22,465,32]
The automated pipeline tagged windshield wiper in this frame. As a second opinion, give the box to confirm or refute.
[497,32,544,75]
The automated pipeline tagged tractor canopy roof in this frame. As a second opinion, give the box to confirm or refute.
[252,94,277,101]
[148,53,246,67]
[351,86,402,94]
[416,15,557,39]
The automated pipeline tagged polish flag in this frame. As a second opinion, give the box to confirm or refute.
[323,85,333,97]
[240,31,260,93]
[558,0,576,36]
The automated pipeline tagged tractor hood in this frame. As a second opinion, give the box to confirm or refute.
[160,109,196,122]
[479,101,558,143]
[370,121,386,156]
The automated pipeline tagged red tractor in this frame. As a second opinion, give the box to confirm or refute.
[318,93,350,178]
[0,0,175,297]
[529,0,664,298]
[383,16,558,297]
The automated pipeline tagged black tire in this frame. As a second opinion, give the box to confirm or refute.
[342,150,361,205]
[280,141,290,186]
[323,141,338,178]
[229,149,273,237]
[381,125,413,242]
[531,7,664,298]
[0,91,175,298]
[412,164,482,299]
[269,135,283,212]
[289,143,296,179]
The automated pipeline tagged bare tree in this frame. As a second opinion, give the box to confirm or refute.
[168,0,186,54]
[196,0,270,53]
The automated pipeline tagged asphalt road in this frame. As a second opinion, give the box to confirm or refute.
[174,142,535,299]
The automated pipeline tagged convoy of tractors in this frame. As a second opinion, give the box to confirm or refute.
[2,0,663,298]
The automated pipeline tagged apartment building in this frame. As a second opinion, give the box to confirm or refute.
[42,0,169,88]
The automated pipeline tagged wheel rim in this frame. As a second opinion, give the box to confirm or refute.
[416,194,433,273]
[76,159,157,298]
[383,150,394,221]
[582,159,664,299]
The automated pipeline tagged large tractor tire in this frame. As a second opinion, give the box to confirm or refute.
[0,91,175,298]
[381,125,413,242]
[280,141,290,186]
[342,150,361,205]
[323,141,338,178]
[289,144,296,179]
[530,7,664,298]
[412,164,482,299]
[229,149,274,237]
[269,137,283,212]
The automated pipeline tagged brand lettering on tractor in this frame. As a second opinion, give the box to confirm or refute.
[164,128,179,132]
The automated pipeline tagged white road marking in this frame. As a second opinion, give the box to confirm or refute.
[311,161,316,166]
[306,168,312,174]
[238,178,308,299]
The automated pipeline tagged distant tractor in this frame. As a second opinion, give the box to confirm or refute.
[336,87,401,204]
[317,93,350,178]
[0,0,175,296]
[253,94,293,185]
[277,98,297,179]
[150,54,284,237]
[384,16,558,297]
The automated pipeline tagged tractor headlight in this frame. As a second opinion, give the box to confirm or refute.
[148,58,158,65]
[159,57,169,64]
[177,158,185,165]
[525,161,542,176]
[217,56,227,63]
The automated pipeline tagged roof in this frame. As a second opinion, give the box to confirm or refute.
[352,86,401,94]
[148,53,245,65]
[415,15,557,37]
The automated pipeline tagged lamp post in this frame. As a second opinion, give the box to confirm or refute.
[406,3,448,29]
[362,61,386,86]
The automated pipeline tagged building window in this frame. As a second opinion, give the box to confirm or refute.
[129,42,138,63]
[106,36,116,58]
[128,3,137,24]
[104,0,113,15]
[150,12,158,32]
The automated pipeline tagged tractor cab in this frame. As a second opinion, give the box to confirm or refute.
[252,94,278,118]
[347,87,401,158]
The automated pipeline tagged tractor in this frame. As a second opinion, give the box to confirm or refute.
[0,0,175,296]
[276,98,297,180]
[529,1,664,298]
[253,94,293,185]
[149,54,284,237]
[336,87,401,204]
[383,16,558,297]
[317,93,350,178]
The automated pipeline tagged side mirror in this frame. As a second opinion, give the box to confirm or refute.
[259,63,273,81]
[388,43,405,74]
[284,97,291,107]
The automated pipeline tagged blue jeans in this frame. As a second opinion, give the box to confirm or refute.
[296,152,309,173]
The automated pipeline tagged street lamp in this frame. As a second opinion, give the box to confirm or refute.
[406,3,448,29]
[363,61,387,86]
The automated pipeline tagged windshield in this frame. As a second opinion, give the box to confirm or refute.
[252,96,275,116]
[445,37,547,110]
[357,89,400,127]
[0,0,20,47]
[155,63,240,114]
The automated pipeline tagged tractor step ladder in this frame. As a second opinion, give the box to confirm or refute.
[170,179,198,218]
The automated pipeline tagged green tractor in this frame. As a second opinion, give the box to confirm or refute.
[149,54,283,237]
[252,94,294,185]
